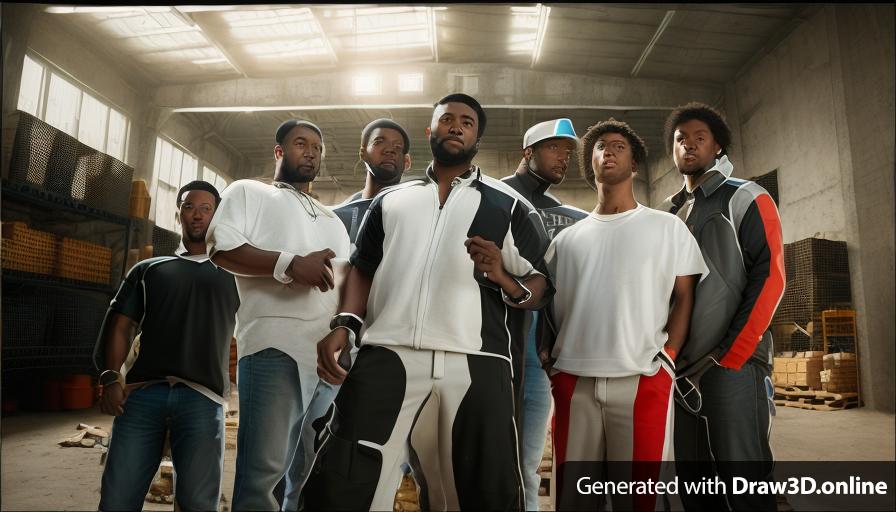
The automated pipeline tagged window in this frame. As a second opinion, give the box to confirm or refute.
[16,53,130,161]
[151,137,200,232]
[202,165,230,193]
[17,55,44,116]
[399,73,423,93]
[78,93,109,151]
[45,73,81,137]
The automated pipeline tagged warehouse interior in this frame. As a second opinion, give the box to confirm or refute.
[0,3,893,509]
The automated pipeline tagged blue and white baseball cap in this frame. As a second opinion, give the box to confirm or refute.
[522,118,578,149]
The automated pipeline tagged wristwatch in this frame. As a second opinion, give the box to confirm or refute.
[502,278,533,305]
[330,313,363,348]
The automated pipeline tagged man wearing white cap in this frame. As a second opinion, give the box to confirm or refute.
[206,119,350,510]
[501,118,587,511]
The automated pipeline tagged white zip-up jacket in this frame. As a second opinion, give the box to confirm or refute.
[351,164,552,365]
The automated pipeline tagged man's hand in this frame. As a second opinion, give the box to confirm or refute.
[288,249,336,292]
[99,382,129,416]
[464,236,507,282]
[317,328,350,385]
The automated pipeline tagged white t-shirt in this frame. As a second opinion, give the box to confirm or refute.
[546,203,708,378]
[206,180,350,405]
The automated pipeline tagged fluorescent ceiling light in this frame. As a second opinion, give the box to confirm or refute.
[531,5,551,67]
[352,74,381,96]
[192,57,229,65]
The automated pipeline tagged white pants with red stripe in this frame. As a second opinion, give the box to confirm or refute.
[550,365,675,511]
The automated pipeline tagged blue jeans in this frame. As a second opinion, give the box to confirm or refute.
[99,383,224,512]
[522,312,552,511]
[282,378,341,511]
[233,348,306,511]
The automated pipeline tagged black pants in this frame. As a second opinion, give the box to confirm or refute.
[675,361,776,511]
[302,345,525,511]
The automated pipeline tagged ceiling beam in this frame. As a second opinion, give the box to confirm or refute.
[154,62,721,111]
[176,9,249,79]
[631,10,675,77]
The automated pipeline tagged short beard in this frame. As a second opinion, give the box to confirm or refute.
[278,161,318,183]
[365,161,402,186]
[184,229,207,244]
[429,134,478,166]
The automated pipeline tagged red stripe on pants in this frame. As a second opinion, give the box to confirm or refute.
[632,367,673,511]
[549,371,578,501]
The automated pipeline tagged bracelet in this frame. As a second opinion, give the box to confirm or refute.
[273,251,296,284]
[99,369,124,388]
[330,313,364,348]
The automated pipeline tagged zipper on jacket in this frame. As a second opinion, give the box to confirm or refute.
[411,177,464,349]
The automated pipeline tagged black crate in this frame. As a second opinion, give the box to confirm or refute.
[784,238,849,279]
[1,281,109,371]
[8,111,133,217]
[152,225,182,257]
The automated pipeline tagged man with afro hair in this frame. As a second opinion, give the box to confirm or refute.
[660,102,784,511]
[542,118,706,511]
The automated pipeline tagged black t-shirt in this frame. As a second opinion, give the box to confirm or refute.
[108,255,239,397]
[333,191,371,244]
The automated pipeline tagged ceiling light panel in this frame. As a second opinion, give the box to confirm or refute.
[222,8,314,27]
[135,47,223,64]
[245,39,329,58]
[230,20,318,41]
[120,31,210,53]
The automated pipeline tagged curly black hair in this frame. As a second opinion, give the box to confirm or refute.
[580,118,648,190]
[664,102,731,155]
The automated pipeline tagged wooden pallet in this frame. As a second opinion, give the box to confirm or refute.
[773,386,859,411]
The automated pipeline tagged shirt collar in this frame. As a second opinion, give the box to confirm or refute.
[424,162,480,186]
[272,180,336,218]
[513,169,551,199]
[176,241,210,263]
[677,154,735,198]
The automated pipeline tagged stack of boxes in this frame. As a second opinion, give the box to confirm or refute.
[821,353,858,393]
[773,351,824,388]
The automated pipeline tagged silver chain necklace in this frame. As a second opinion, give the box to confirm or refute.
[273,181,318,221]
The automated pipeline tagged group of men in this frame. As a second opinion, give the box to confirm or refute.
[94,93,784,512]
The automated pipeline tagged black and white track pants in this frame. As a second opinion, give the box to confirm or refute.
[301,344,525,511]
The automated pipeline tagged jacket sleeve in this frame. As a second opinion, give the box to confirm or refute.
[717,187,785,369]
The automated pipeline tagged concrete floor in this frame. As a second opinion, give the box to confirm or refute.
[0,406,893,511]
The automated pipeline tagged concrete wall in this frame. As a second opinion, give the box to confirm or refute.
[648,6,895,411]
[831,5,895,412]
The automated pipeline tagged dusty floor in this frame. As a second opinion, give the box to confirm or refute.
[1,406,893,511]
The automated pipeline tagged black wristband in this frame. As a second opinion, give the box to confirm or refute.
[330,313,363,347]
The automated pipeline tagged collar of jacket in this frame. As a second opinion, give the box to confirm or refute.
[514,168,552,199]
[424,162,480,187]
[671,154,735,207]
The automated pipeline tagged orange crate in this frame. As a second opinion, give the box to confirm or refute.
[55,237,112,284]
[1,222,57,275]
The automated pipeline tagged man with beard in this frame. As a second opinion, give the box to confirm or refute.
[660,103,784,512]
[280,118,412,510]
[95,181,239,511]
[500,118,586,511]
[302,94,552,511]
[206,120,350,510]
[334,118,412,245]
